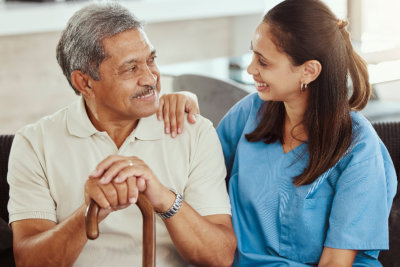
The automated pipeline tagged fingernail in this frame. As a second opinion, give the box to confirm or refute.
[157,115,161,120]
[165,127,170,134]
[129,197,136,204]
[115,176,122,183]
[172,131,176,138]
[178,128,182,134]
[192,115,197,122]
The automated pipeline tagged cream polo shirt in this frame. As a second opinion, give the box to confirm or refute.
[7,97,231,267]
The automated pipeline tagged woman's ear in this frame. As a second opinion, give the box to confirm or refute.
[302,60,322,84]
[70,70,95,98]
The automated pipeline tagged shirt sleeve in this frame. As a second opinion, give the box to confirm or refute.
[7,132,57,224]
[183,117,231,216]
[324,149,397,253]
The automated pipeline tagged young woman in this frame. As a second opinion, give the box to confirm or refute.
[158,0,397,265]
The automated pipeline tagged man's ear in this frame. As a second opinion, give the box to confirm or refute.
[301,60,322,84]
[71,70,95,98]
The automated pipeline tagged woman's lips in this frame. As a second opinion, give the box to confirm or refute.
[254,81,269,92]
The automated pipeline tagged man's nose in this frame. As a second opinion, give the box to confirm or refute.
[138,65,157,86]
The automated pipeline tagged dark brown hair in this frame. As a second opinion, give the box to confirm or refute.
[246,0,371,186]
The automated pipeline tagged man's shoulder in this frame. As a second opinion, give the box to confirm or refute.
[16,103,72,140]
[182,114,214,135]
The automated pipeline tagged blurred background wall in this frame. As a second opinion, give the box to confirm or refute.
[0,0,399,133]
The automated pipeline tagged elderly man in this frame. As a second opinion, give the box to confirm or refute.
[7,3,236,267]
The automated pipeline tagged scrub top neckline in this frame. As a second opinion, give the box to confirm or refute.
[279,141,306,156]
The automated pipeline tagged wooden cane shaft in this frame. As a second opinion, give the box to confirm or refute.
[85,193,156,267]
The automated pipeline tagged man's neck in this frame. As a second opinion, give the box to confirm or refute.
[84,100,139,149]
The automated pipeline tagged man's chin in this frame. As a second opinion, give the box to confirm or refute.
[134,105,158,119]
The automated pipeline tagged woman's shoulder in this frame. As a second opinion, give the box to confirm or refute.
[224,92,263,119]
[345,111,392,167]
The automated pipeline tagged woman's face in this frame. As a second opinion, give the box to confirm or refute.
[247,22,306,104]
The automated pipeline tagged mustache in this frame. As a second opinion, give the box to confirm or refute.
[130,84,157,99]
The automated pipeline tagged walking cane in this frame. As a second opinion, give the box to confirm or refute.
[85,193,156,267]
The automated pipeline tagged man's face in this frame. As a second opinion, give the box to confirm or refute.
[90,28,161,122]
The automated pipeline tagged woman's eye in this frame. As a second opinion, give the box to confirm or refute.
[258,59,267,66]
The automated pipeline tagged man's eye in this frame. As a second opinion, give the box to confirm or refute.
[148,56,157,63]
[127,67,136,72]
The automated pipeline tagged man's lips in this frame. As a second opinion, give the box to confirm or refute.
[131,88,155,99]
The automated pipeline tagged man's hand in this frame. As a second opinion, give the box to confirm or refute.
[89,155,175,213]
[156,92,199,138]
[88,156,236,266]
[84,177,137,222]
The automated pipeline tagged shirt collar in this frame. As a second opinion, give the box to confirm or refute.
[66,97,164,141]
[133,114,165,141]
[66,97,99,138]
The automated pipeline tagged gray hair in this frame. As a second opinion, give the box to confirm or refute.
[56,3,143,95]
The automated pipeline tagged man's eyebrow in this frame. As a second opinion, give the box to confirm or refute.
[119,49,157,69]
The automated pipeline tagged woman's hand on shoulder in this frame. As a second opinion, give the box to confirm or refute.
[157,92,200,138]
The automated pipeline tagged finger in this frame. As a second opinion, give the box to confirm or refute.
[187,112,198,124]
[114,158,147,183]
[100,159,135,184]
[89,155,124,179]
[112,181,128,206]
[186,101,199,124]
[163,99,170,134]
[115,164,153,186]
[184,95,200,114]
[176,95,186,134]
[126,177,139,204]
[85,180,111,209]
[114,162,146,184]
[100,183,119,208]
[169,96,177,138]
[137,177,146,192]
[157,96,164,121]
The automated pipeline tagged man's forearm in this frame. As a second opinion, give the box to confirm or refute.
[13,204,88,267]
[163,202,236,267]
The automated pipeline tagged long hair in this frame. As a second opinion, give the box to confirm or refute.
[56,3,143,95]
[246,0,371,186]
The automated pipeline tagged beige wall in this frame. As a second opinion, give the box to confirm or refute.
[0,14,261,134]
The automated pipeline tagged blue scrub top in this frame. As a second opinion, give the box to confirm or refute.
[216,93,397,266]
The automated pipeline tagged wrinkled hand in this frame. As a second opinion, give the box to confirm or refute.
[84,177,136,222]
[88,155,174,212]
[157,92,199,138]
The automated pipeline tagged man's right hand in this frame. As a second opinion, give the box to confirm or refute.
[84,176,139,222]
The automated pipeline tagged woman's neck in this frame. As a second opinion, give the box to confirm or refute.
[282,98,308,152]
